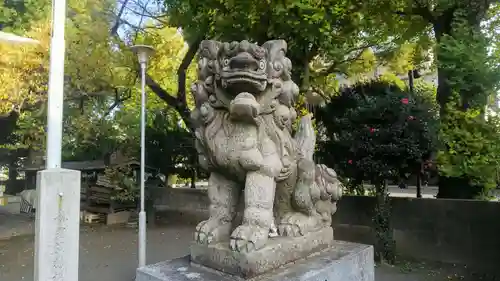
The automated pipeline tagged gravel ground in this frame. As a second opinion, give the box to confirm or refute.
[0,223,490,281]
[0,211,34,240]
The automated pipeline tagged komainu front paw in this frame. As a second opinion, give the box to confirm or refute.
[194,219,232,245]
[229,224,269,253]
[278,212,322,237]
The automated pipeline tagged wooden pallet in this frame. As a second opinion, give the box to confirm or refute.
[82,212,105,224]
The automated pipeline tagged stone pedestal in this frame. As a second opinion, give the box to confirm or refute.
[191,227,335,278]
[136,240,374,281]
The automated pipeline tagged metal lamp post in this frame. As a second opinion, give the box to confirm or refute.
[407,69,423,199]
[131,44,155,268]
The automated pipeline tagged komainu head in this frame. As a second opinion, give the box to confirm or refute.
[195,39,298,105]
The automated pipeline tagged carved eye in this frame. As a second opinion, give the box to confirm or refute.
[223,58,229,66]
[259,60,266,70]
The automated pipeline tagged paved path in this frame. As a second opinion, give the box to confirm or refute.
[0,210,34,240]
[0,223,480,281]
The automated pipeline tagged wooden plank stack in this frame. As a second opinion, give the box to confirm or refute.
[81,173,136,224]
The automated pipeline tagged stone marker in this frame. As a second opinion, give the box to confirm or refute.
[34,169,81,281]
[136,39,374,281]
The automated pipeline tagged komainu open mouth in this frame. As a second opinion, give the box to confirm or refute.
[220,71,267,94]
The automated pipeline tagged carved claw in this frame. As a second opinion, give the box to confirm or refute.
[194,219,232,245]
[278,212,323,237]
[229,224,269,253]
[278,223,302,237]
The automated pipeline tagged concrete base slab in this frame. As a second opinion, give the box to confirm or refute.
[191,227,334,278]
[136,240,374,281]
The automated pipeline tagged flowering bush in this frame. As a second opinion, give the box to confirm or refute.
[316,79,438,182]
[315,79,438,263]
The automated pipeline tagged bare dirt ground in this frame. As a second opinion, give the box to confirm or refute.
[0,222,495,281]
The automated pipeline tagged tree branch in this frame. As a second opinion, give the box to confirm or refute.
[394,0,435,23]
[122,1,169,26]
[315,44,374,77]
[110,0,130,36]
[109,0,202,131]
[104,88,133,116]
[414,0,435,23]
[177,38,202,105]
[145,74,178,105]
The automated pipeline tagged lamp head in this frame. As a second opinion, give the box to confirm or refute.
[131,44,155,64]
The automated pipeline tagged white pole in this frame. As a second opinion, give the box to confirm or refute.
[131,44,154,269]
[35,1,80,281]
[45,0,66,169]
[138,61,147,268]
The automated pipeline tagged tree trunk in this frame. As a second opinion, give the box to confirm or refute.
[190,168,196,189]
[5,150,21,194]
[0,111,19,145]
[433,11,454,117]
[416,173,422,198]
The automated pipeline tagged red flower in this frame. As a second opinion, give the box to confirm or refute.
[369,128,375,133]
[348,160,353,164]
[401,98,409,104]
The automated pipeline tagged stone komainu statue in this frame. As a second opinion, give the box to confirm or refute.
[190,39,342,253]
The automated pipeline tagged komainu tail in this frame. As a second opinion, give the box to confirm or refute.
[293,114,317,215]
[294,114,315,161]
[293,114,343,224]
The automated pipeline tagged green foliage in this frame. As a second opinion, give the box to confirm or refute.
[383,43,419,75]
[377,72,407,90]
[162,0,420,88]
[136,25,197,104]
[0,0,50,32]
[437,10,500,109]
[145,110,196,178]
[1,0,136,153]
[0,21,50,117]
[62,99,122,161]
[437,98,500,197]
[344,48,378,78]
